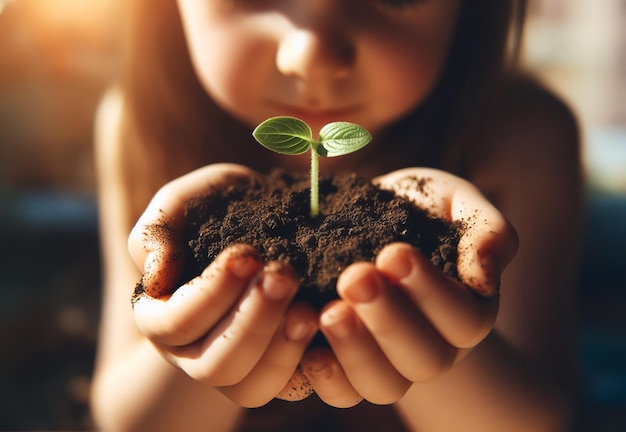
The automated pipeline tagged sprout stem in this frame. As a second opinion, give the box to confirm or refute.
[310,143,320,218]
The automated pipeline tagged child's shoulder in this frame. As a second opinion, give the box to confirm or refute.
[94,85,125,167]
[494,73,579,145]
[480,73,580,166]
[470,74,581,202]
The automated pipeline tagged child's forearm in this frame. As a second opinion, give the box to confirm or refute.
[395,330,573,432]
[91,339,243,432]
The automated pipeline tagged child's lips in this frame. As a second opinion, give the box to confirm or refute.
[271,103,362,125]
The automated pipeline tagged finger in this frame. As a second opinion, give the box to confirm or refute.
[337,262,457,383]
[320,300,411,404]
[133,244,263,347]
[375,167,518,297]
[128,163,259,297]
[301,347,364,408]
[451,183,519,297]
[219,302,318,407]
[376,243,499,348]
[169,260,301,387]
[133,221,185,298]
[276,367,314,402]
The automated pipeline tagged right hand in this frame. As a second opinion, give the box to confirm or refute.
[128,164,319,407]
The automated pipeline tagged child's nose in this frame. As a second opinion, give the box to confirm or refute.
[276,25,355,82]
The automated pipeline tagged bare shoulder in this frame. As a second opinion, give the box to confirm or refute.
[472,74,582,207]
[94,86,125,175]
[498,74,580,151]
[490,74,579,164]
[93,86,145,220]
[94,86,156,223]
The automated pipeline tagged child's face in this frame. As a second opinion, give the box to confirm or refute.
[177,0,461,135]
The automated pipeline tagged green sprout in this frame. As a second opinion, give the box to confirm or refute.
[253,116,372,218]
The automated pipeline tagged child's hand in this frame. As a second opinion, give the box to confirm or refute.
[127,164,319,407]
[303,168,519,408]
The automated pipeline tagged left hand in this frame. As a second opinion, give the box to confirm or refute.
[299,168,518,407]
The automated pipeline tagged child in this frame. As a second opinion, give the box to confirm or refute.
[91,1,583,431]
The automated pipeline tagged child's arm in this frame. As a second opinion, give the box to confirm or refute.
[308,84,582,432]
[89,90,318,431]
[90,89,242,432]
[396,85,583,432]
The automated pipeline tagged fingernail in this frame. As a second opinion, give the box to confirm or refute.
[343,272,381,304]
[302,351,333,379]
[321,305,355,339]
[477,250,501,297]
[387,247,414,282]
[226,246,262,279]
[262,262,297,301]
[285,319,313,341]
[478,250,499,276]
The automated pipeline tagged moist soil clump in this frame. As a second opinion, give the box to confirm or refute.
[183,169,462,309]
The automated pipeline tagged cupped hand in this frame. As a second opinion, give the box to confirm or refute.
[127,164,319,407]
[302,167,518,408]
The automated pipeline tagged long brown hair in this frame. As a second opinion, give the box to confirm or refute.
[117,0,526,216]
[381,0,526,174]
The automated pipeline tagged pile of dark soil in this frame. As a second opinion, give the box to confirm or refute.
[183,170,462,309]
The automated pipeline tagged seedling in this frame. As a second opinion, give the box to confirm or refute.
[253,116,372,217]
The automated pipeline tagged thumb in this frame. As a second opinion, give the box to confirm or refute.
[453,186,519,298]
[130,220,185,298]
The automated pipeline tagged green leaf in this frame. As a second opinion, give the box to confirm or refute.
[252,116,313,155]
[317,122,372,157]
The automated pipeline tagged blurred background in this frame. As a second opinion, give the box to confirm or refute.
[0,0,624,430]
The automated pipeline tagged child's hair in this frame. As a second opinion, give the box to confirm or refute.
[116,0,526,214]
